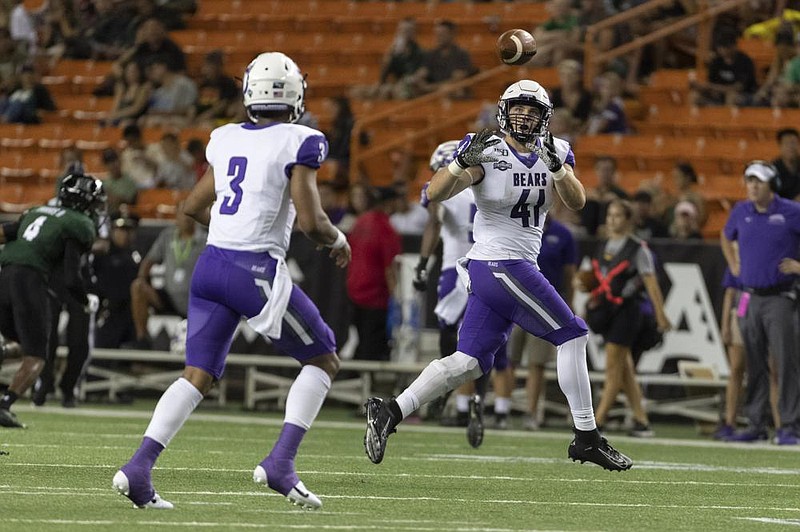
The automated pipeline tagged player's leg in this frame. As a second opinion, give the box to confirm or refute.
[58,296,91,407]
[0,266,51,428]
[251,282,340,510]
[472,259,631,471]
[365,270,510,464]
[426,323,459,421]
[32,292,61,406]
[113,251,238,508]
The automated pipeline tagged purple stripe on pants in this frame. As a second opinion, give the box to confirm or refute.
[185,246,336,379]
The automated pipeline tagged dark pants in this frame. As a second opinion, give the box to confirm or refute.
[351,303,390,362]
[41,292,90,397]
[95,301,136,349]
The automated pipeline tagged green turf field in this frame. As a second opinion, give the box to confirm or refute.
[1,403,799,531]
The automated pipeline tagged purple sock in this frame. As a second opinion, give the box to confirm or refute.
[270,423,307,461]
[129,437,165,470]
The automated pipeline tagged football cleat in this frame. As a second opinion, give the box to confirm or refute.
[568,431,633,471]
[0,409,25,428]
[467,394,484,448]
[112,469,173,509]
[364,397,398,464]
[727,428,769,442]
[253,464,321,510]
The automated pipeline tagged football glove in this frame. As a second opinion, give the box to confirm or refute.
[530,131,562,173]
[413,256,429,292]
[85,293,100,314]
[453,129,501,169]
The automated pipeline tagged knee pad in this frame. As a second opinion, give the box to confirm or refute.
[430,351,483,390]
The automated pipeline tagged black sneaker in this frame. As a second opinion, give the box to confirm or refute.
[568,430,633,471]
[31,378,53,407]
[364,397,399,464]
[467,394,484,448]
[628,422,654,438]
[0,408,26,428]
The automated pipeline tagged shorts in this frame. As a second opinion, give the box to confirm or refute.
[457,259,586,374]
[603,297,644,348]
[0,264,50,358]
[185,246,337,380]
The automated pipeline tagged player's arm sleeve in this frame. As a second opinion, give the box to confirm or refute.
[285,134,328,177]
[63,238,89,306]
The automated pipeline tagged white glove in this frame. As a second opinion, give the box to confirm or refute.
[85,294,100,314]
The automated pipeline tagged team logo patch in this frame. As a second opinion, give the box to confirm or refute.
[768,213,786,225]
[493,161,513,171]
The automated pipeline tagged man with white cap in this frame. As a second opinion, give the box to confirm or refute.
[721,160,800,445]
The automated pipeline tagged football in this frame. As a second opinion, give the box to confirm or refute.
[577,269,599,292]
[496,29,537,66]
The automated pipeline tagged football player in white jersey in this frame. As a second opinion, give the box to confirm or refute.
[366,80,632,471]
[113,52,351,511]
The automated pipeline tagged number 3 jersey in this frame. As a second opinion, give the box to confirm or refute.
[205,122,328,256]
[463,132,575,264]
[0,205,95,275]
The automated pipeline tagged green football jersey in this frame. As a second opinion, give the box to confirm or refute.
[0,205,96,276]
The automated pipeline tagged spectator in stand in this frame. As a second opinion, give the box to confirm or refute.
[192,49,238,128]
[665,161,707,229]
[580,155,628,236]
[324,96,356,186]
[586,71,630,135]
[531,0,582,67]
[0,63,56,124]
[120,123,157,189]
[753,26,796,107]
[781,32,800,98]
[0,28,27,94]
[38,0,82,65]
[548,107,579,144]
[407,20,476,97]
[373,17,425,100]
[318,181,350,231]
[631,190,668,240]
[85,0,135,61]
[550,59,592,129]
[124,0,186,38]
[185,137,208,183]
[146,132,195,189]
[669,200,703,239]
[8,0,36,54]
[130,202,205,349]
[389,179,428,236]
[346,186,402,362]
[140,57,197,128]
[689,29,757,107]
[94,213,141,349]
[103,60,152,128]
[773,127,800,200]
[100,148,138,212]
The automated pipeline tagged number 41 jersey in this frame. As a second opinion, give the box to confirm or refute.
[205,122,328,256]
[466,133,575,264]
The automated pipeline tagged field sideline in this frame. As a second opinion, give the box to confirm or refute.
[1,403,799,532]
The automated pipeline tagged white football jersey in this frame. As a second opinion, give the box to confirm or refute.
[421,185,475,270]
[205,122,328,256]
[464,133,575,263]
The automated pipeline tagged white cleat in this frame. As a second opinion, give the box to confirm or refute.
[112,470,174,509]
[253,465,322,510]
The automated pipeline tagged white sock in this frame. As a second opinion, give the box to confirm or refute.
[284,365,331,430]
[455,394,470,413]
[396,351,482,418]
[144,378,204,447]
[495,397,511,415]
[556,335,597,431]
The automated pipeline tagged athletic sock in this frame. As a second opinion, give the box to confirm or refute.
[556,335,597,431]
[283,365,331,430]
[143,377,204,448]
[0,391,18,410]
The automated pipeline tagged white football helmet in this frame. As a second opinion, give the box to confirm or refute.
[242,52,306,123]
[429,140,460,171]
[496,80,553,143]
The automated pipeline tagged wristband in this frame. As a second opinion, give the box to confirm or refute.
[328,228,347,249]
[551,166,567,181]
[447,160,465,176]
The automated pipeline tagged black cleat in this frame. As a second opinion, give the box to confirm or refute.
[568,430,632,471]
[466,394,484,448]
[0,408,26,429]
[364,397,398,464]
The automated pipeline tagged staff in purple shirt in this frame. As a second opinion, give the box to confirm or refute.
[721,160,800,445]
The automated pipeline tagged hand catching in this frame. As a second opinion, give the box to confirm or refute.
[453,129,500,169]
[329,242,351,268]
[530,131,562,173]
